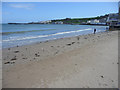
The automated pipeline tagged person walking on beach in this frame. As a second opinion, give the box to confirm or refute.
[94,29,96,34]
[106,27,109,32]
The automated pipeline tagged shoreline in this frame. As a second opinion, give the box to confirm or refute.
[2,24,108,49]
[2,30,107,49]
[2,30,118,88]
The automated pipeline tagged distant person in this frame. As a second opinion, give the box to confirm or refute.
[106,27,109,32]
[94,29,96,34]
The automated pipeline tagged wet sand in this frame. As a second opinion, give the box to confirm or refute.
[2,31,118,88]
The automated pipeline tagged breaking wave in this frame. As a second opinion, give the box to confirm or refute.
[3,28,92,42]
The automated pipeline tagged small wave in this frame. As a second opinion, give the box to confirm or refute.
[3,28,92,42]
[2,29,56,35]
[52,28,91,35]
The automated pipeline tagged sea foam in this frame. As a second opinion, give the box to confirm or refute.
[3,28,92,42]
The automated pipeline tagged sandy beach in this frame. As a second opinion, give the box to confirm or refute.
[2,31,118,88]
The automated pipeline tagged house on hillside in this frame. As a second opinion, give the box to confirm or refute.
[53,21,63,24]
[87,19,100,24]
[39,20,52,24]
[98,18,107,25]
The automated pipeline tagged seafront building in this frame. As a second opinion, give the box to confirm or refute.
[54,21,63,24]
[106,1,120,29]
[106,13,119,27]
[52,21,63,24]
[98,18,107,25]
[87,19,100,24]
[87,18,107,25]
[39,20,51,24]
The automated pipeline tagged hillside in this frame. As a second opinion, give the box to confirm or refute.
[51,14,109,24]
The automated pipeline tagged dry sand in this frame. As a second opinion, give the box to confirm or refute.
[2,31,118,88]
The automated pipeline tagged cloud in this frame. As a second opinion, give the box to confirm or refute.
[9,4,34,10]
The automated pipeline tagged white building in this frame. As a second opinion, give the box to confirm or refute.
[98,18,107,25]
[54,21,63,24]
[106,13,120,26]
[87,19,99,24]
[39,20,51,24]
[106,1,120,27]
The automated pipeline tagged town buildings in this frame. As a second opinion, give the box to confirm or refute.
[87,19,99,24]
[106,13,119,27]
[53,21,63,24]
[39,20,52,24]
[87,18,107,25]
[106,1,120,29]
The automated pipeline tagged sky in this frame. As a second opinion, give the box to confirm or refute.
[2,2,118,23]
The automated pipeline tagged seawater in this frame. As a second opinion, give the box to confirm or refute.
[2,24,108,48]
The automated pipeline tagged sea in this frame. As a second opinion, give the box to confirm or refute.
[2,24,109,48]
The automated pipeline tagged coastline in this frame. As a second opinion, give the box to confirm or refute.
[2,24,108,49]
[2,30,118,88]
[7,23,108,26]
